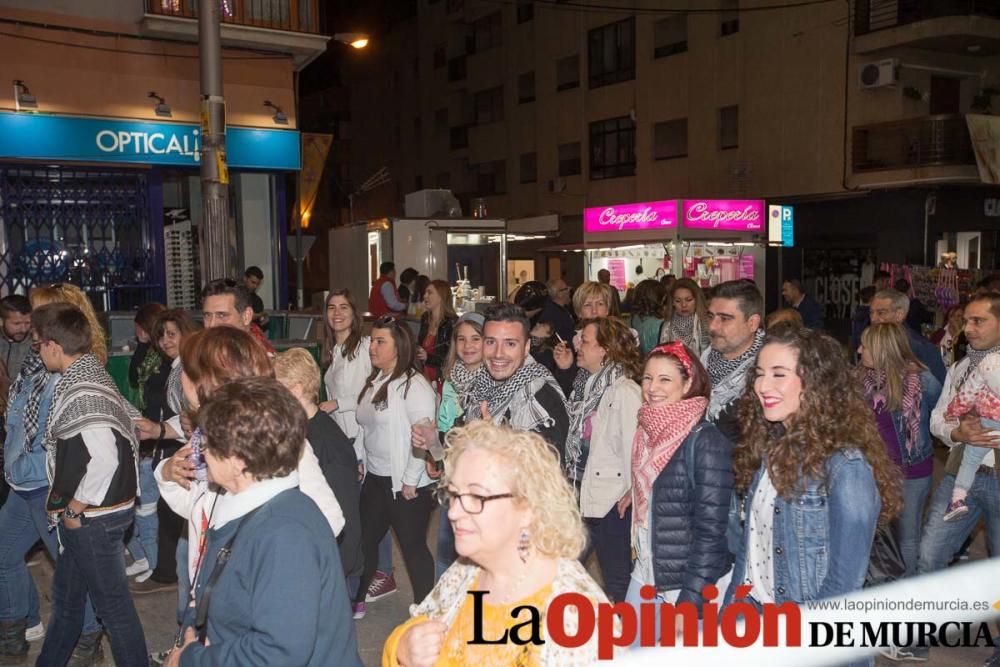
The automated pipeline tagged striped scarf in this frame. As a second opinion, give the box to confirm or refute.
[631,396,708,528]
[863,368,922,456]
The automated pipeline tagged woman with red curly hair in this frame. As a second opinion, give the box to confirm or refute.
[727,325,902,638]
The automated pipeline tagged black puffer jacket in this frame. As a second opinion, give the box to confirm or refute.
[650,420,734,612]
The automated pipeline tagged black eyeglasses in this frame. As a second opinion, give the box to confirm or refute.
[434,488,515,514]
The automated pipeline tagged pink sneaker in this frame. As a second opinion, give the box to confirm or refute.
[352,602,367,620]
[366,570,397,602]
[943,498,969,523]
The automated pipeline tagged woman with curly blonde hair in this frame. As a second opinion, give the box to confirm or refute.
[727,324,902,615]
[30,284,107,364]
[384,421,612,667]
[572,281,619,320]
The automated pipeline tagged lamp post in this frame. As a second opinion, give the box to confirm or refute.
[197,0,235,283]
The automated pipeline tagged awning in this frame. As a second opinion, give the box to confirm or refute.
[540,240,671,252]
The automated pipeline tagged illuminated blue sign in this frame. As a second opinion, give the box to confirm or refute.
[0,112,300,170]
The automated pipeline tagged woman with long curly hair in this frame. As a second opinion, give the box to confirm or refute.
[728,325,902,616]
[565,317,642,602]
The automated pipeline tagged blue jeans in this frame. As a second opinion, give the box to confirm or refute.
[435,513,456,581]
[38,509,148,666]
[899,476,932,577]
[0,487,99,634]
[582,506,632,603]
[125,457,159,569]
[378,533,393,573]
[176,536,188,625]
[919,472,1000,574]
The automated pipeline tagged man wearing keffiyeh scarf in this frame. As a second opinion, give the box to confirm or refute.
[465,305,570,460]
[701,280,765,444]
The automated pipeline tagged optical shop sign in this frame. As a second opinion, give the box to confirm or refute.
[0,112,300,170]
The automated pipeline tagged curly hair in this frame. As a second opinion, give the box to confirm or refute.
[734,324,902,523]
[199,376,305,481]
[30,283,108,364]
[443,421,586,559]
[578,317,642,382]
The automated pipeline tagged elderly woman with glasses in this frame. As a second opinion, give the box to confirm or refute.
[383,421,614,667]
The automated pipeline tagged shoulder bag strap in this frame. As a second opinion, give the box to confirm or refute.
[194,506,263,642]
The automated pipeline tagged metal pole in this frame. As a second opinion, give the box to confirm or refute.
[296,222,304,310]
[198,0,234,284]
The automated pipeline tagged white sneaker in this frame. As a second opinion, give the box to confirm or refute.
[135,568,154,583]
[125,558,150,577]
[25,622,45,642]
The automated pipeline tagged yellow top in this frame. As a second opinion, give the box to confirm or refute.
[383,581,554,667]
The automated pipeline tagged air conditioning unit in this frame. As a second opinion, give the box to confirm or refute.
[859,59,899,89]
[545,178,566,193]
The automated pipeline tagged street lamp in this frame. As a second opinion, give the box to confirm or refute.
[334,32,370,49]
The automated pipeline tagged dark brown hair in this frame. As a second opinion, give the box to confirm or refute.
[631,279,667,319]
[151,309,201,357]
[180,327,274,404]
[578,317,643,383]
[321,289,364,367]
[199,376,305,480]
[359,318,418,405]
[643,342,711,400]
[734,324,902,522]
[31,303,92,357]
[134,303,166,335]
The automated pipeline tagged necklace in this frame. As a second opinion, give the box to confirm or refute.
[481,561,532,605]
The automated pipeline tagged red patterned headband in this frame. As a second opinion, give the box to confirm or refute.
[650,341,694,376]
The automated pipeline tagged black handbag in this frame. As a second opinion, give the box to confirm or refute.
[865,519,906,587]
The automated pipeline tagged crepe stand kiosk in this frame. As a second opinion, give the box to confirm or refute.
[581,200,680,295]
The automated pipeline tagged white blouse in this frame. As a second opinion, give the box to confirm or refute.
[745,466,779,604]
[323,337,372,461]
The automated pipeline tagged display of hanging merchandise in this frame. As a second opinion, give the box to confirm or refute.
[881,264,980,314]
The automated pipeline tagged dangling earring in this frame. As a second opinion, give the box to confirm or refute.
[517,529,530,563]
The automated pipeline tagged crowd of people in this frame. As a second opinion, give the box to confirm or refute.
[0,265,998,666]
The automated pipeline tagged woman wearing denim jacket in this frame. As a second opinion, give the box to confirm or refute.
[858,323,941,576]
[727,326,902,666]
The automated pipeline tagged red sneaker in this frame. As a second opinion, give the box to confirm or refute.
[366,570,397,602]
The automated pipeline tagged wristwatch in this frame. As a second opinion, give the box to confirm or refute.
[62,507,81,520]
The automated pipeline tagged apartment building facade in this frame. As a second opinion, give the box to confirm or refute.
[336,0,999,291]
[0,0,326,309]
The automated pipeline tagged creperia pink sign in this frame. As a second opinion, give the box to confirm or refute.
[682,200,764,231]
[584,200,677,233]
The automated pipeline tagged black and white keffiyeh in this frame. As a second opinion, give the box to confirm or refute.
[705,329,765,386]
[43,354,140,482]
[961,344,1000,385]
[8,351,49,450]
[466,355,566,432]
[565,362,626,479]
[448,360,479,415]
[660,314,709,357]
[166,360,184,416]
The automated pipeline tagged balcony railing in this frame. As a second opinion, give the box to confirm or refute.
[854,0,1000,35]
[852,115,975,172]
[146,0,319,34]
